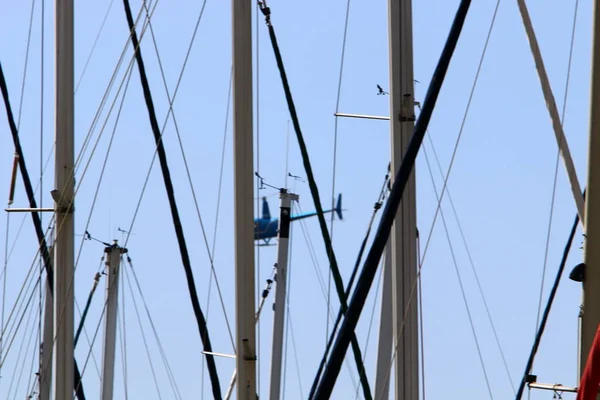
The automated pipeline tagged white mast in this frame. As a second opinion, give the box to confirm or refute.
[387,0,419,399]
[374,243,393,400]
[52,0,75,397]
[580,0,600,381]
[232,0,257,398]
[269,190,298,400]
[39,278,53,400]
[101,242,126,400]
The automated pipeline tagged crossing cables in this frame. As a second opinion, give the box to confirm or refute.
[257,2,372,399]
[120,1,222,398]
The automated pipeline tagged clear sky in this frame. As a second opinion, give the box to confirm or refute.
[0,0,594,399]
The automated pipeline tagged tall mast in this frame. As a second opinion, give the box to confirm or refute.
[101,242,126,400]
[52,0,75,397]
[269,190,298,400]
[387,0,419,399]
[232,0,257,398]
[580,0,600,381]
[374,243,393,400]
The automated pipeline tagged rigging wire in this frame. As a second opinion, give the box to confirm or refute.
[74,0,117,93]
[312,0,473,396]
[294,205,360,392]
[140,0,235,352]
[0,3,154,398]
[127,256,183,400]
[327,0,352,344]
[5,283,37,398]
[354,265,384,400]
[122,266,164,400]
[120,0,222,396]
[422,146,494,399]
[534,0,580,350]
[372,1,497,393]
[9,297,38,399]
[16,0,37,130]
[257,4,372,397]
[514,205,582,400]
[74,0,159,180]
[308,164,390,399]
[423,115,515,392]
[418,0,499,274]
[287,315,305,398]
[202,66,233,400]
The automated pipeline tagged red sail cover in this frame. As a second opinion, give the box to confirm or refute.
[578,324,600,400]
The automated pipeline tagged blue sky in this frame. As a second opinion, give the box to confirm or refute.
[0,0,594,398]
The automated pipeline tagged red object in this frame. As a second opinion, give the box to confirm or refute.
[578,324,600,400]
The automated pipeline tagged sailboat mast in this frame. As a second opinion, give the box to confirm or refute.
[52,0,75,397]
[269,190,298,400]
[387,0,419,399]
[232,0,257,398]
[580,0,600,381]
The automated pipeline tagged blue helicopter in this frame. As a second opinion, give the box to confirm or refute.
[254,194,343,245]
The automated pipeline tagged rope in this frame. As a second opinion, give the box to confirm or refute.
[120,1,222,397]
[257,4,372,398]
[312,1,472,396]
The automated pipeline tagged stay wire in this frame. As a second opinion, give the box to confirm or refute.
[257,4,372,398]
[418,0,499,272]
[312,1,472,396]
[6,289,37,399]
[514,197,583,400]
[120,1,222,396]
[16,0,37,130]
[127,256,183,400]
[534,0,579,347]
[294,205,359,392]
[74,0,116,93]
[0,48,92,399]
[287,315,305,398]
[422,146,494,400]
[202,66,233,400]
[140,0,235,352]
[422,113,514,392]
[354,265,384,400]
[122,266,164,399]
[327,0,352,344]
[308,164,390,399]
